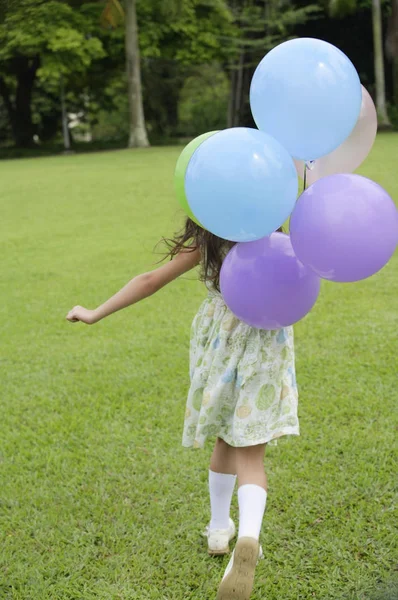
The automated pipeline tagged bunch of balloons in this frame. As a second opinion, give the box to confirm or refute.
[174,38,398,330]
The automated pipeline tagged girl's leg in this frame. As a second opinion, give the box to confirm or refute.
[215,445,267,599]
[208,437,237,531]
[235,444,267,541]
[236,443,267,490]
[210,436,237,475]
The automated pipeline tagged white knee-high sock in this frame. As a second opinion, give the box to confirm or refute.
[238,484,267,540]
[209,470,237,530]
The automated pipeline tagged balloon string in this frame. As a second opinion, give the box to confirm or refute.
[303,163,307,191]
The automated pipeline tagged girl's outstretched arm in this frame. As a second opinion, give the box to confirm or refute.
[66,247,201,325]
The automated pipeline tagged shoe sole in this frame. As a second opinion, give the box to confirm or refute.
[216,537,259,600]
[208,544,230,556]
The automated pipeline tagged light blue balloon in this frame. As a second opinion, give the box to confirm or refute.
[185,127,298,242]
[250,38,362,161]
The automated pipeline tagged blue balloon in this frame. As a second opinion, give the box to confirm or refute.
[250,38,362,161]
[184,128,298,243]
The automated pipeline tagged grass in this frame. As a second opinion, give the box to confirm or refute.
[0,135,397,600]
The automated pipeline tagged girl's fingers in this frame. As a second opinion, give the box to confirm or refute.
[66,306,92,324]
[66,309,79,322]
[66,306,80,319]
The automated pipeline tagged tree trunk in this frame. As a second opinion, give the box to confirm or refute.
[60,76,71,151]
[394,60,398,106]
[234,51,245,126]
[0,76,17,141]
[125,0,149,148]
[372,0,391,126]
[0,56,39,147]
[14,56,39,146]
[227,51,245,128]
[386,0,398,105]
[241,65,256,128]
[227,67,236,128]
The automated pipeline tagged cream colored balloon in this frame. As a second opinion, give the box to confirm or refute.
[295,85,377,186]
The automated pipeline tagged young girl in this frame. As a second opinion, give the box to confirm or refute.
[66,218,299,600]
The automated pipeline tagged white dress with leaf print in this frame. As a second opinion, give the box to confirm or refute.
[182,283,300,449]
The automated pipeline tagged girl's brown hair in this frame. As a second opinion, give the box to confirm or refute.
[162,217,283,293]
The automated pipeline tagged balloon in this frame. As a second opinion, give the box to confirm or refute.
[290,174,398,282]
[174,131,218,225]
[185,127,298,243]
[294,85,377,185]
[220,233,321,330]
[250,38,362,161]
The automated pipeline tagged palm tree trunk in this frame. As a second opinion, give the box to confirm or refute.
[125,0,149,147]
[372,0,391,126]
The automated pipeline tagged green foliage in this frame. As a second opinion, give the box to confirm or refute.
[90,73,129,141]
[78,1,236,143]
[0,1,105,88]
[387,103,398,127]
[220,0,321,127]
[329,0,357,17]
[0,0,237,146]
[0,0,109,146]
[137,0,236,64]
[328,0,392,19]
[142,59,184,137]
[178,64,229,135]
[1,0,394,148]
[226,0,321,64]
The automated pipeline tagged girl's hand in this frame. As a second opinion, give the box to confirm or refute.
[66,306,98,325]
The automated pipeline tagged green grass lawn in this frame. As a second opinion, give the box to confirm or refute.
[0,135,397,600]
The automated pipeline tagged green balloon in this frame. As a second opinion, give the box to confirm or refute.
[174,131,219,226]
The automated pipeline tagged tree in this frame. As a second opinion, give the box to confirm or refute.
[372,0,391,125]
[178,64,229,135]
[101,0,149,147]
[137,0,236,136]
[99,0,235,145]
[329,0,392,126]
[386,0,398,105]
[124,0,149,147]
[0,0,104,147]
[224,0,320,128]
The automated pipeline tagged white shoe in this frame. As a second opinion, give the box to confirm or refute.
[216,537,264,600]
[201,517,236,555]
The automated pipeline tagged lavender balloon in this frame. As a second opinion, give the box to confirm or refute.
[220,233,321,330]
[290,174,398,283]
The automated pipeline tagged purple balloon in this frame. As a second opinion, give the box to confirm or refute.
[290,174,398,282]
[220,233,321,330]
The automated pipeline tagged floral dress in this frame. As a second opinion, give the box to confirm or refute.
[182,283,300,449]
